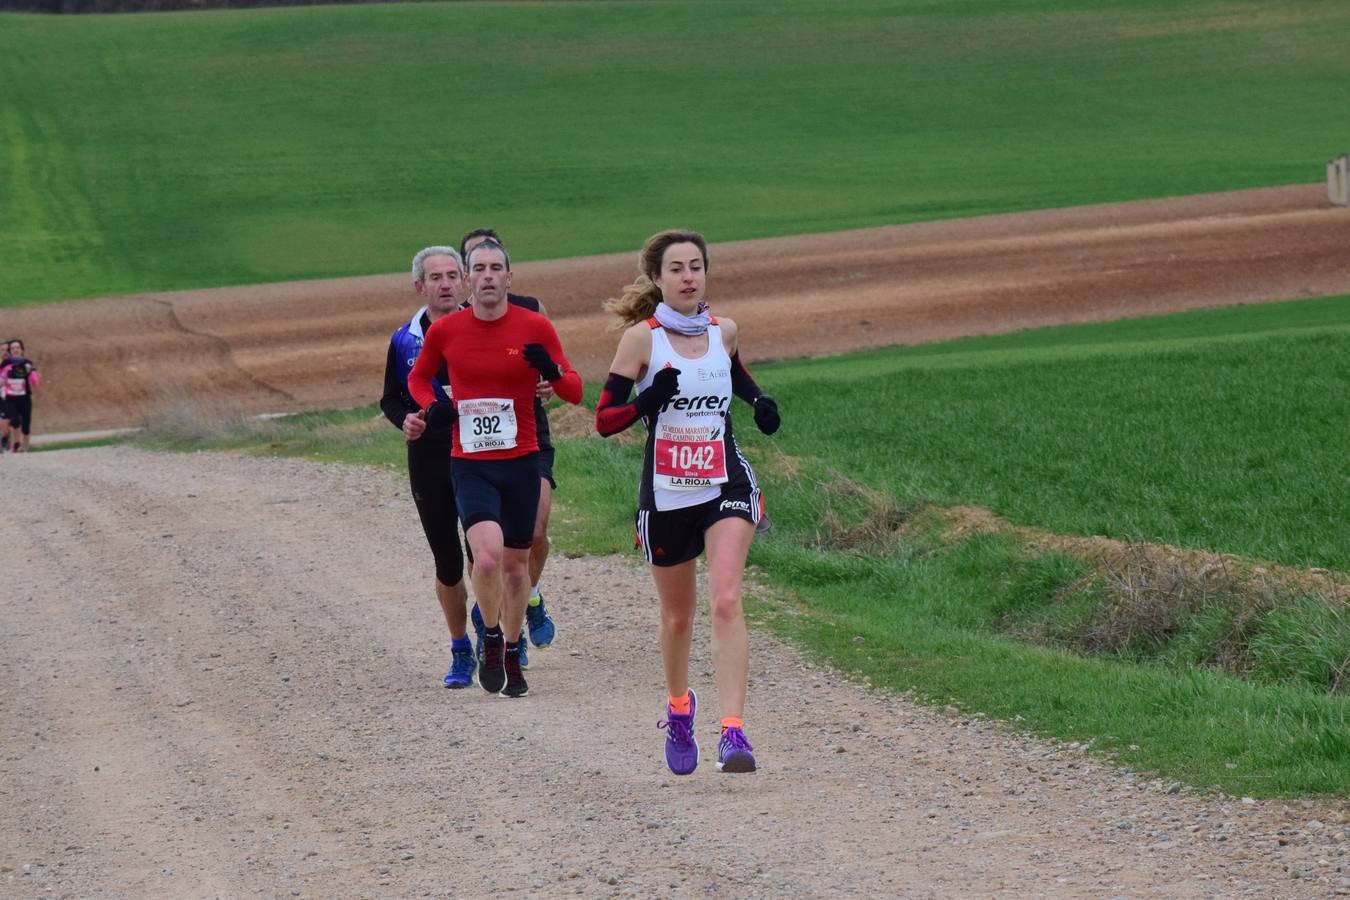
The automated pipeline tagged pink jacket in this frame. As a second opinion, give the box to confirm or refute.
[0,360,40,398]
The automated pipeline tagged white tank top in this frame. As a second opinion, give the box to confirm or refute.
[637,324,733,511]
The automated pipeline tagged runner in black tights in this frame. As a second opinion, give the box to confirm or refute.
[380,247,476,688]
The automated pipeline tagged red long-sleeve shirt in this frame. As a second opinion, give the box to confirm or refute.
[407,304,582,460]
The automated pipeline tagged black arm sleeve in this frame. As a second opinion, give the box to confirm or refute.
[595,372,641,437]
[730,352,763,404]
[379,340,418,430]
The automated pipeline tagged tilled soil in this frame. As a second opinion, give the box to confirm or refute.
[2,448,1347,898]
[11,184,1350,436]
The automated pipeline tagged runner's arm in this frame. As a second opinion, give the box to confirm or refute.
[729,352,764,404]
[527,324,582,404]
[731,351,780,435]
[595,373,639,437]
[596,326,682,436]
[379,340,417,429]
[596,325,649,436]
[596,368,682,437]
[407,324,445,411]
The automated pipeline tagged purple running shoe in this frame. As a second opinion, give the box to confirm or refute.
[715,726,756,773]
[658,689,699,775]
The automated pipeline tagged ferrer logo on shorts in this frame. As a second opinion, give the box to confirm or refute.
[719,499,751,514]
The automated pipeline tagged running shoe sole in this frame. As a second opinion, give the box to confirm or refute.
[716,726,757,773]
[479,644,506,694]
[715,752,757,773]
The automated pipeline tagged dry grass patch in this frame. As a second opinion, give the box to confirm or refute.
[800,472,923,554]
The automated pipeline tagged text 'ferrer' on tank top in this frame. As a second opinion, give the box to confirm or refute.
[637,323,734,511]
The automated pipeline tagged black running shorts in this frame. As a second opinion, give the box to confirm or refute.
[451,453,541,550]
[6,397,32,434]
[635,486,760,568]
[537,446,556,490]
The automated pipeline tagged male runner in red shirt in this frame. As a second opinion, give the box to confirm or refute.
[408,240,582,698]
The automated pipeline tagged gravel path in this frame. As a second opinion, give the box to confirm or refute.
[3,447,1346,898]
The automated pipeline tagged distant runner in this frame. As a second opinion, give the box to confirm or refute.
[2,339,41,454]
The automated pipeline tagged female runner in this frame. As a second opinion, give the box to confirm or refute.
[595,230,780,774]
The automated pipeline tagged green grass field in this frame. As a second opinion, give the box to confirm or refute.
[763,295,1350,571]
[135,297,1350,796]
[4,0,1350,303]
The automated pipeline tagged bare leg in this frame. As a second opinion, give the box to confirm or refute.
[650,559,698,699]
[500,547,532,641]
[704,517,756,721]
[435,578,469,639]
[465,521,507,629]
[528,478,552,587]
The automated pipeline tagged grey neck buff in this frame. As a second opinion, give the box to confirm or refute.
[654,300,711,335]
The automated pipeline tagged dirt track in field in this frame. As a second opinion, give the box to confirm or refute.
[3,187,1348,898]
[12,183,1350,436]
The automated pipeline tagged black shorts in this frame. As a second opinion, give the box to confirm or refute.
[407,437,464,586]
[537,446,556,490]
[451,453,541,550]
[5,397,32,434]
[635,485,763,567]
[535,402,555,489]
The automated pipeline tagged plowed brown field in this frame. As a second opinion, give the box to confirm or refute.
[13,184,1350,436]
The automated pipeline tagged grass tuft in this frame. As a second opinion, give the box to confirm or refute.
[803,473,921,554]
[1249,596,1350,694]
[1086,544,1272,660]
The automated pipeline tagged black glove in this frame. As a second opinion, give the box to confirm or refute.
[523,343,562,381]
[753,394,780,435]
[635,366,681,415]
[425,399,456,431]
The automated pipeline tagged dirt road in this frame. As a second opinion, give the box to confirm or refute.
[11,184,1350,436]
[3,448,1346,898]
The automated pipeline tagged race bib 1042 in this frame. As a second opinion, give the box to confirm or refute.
[653,422,728,490]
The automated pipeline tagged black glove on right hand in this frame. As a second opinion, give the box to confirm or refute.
[635,366,681,415]
[753,394,780,435]
[522,342,562,381]
[425,399,456,431]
